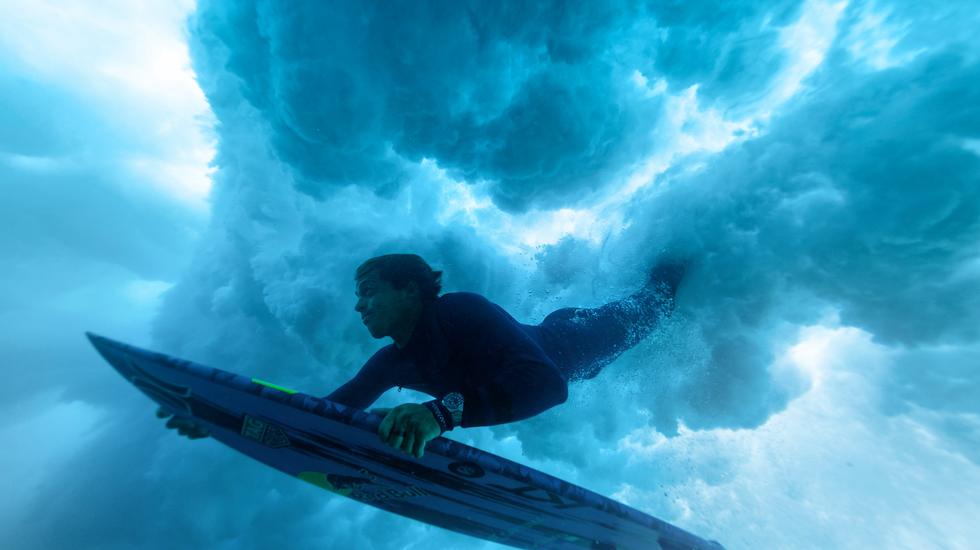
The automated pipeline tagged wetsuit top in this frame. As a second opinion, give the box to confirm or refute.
[326,292,569,428]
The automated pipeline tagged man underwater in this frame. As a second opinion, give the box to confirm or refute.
[161,253,684,459]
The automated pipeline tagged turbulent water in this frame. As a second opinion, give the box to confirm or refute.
[2,1,978,548]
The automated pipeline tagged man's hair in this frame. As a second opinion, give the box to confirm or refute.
[355,253,443,302]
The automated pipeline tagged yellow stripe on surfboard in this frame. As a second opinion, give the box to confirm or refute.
[297,471,353,496]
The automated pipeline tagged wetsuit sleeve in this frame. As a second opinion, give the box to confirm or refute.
[440,293,568,428]
[324,346,396,410]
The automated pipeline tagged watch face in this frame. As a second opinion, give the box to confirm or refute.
[442,392,464,411]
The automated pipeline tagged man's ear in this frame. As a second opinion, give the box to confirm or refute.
[405,280,420,297]
[394,280,419,297]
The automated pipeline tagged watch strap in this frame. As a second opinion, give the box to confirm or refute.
[423,400,451,433]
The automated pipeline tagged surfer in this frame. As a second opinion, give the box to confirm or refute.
[161,253,684,457]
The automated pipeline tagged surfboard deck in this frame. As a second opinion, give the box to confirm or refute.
[87,333,723,550]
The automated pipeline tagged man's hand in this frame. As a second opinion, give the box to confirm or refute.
[377,403,441,458]
[156,406,210,440]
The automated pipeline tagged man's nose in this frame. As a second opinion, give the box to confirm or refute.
[354,298,366,312]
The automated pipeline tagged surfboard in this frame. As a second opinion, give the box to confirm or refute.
[87,333,724,550]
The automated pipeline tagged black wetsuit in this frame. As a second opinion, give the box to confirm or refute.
[326,289,670,428]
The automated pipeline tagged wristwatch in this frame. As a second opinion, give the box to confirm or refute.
[440,392,465,427]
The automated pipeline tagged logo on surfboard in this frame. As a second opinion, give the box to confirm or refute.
[241,415,291,448]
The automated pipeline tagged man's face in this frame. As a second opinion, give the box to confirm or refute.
[354,270,418,339]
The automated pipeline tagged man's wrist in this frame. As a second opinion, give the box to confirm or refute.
[423,392,464,433]
[423,400,451,433]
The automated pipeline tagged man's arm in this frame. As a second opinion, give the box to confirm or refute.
[330,346,443,459]
[463,361,567,427]
[325,347,396,410]
[439,293,569,428]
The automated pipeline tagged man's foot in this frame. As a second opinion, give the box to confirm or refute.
[645,255,688,295]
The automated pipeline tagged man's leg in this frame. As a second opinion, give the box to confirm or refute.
[536,259,685,381]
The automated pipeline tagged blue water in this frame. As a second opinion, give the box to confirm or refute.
[1,1,978,548]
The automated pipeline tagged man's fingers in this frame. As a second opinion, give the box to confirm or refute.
[412,434,426,458]
[377,405,439,457]
[165,416,196,430]
[167,417,192,430]
[401,430,416,455]
[155,406,171,419]
[159,412,209,440]
[378,411,395,440]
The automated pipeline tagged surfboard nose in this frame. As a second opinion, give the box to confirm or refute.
[85,332,129,363]
[85,331,105,351]
[85,332,128,352]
